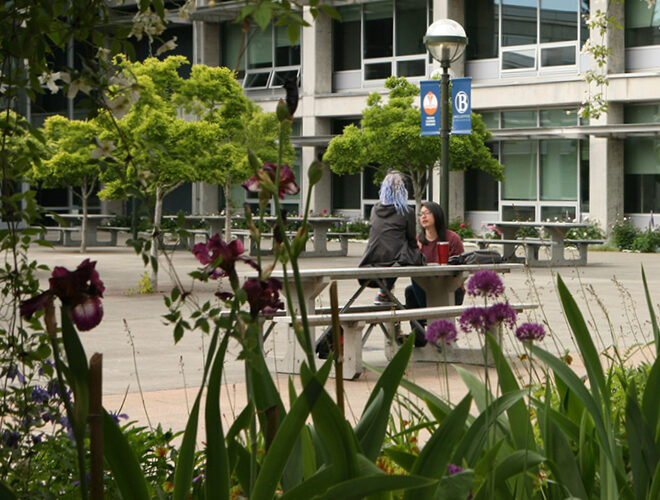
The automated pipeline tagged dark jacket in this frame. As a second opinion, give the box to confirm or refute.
[359,203,423,268]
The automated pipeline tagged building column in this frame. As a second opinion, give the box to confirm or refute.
[587,0,625,230]
[300,9,332,214]
[195,20,221,214]
[431,0,466,221]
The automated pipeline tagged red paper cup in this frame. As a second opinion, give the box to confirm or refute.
[437,242,449,264]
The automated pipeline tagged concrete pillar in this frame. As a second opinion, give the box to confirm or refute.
[587,0,625,231]
[195,20,221,214]
[300,9,333,214]
[430,0,466,220]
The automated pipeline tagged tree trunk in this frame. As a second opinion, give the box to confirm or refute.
[224,179,232,242]
[410,174,423,233]
[150,185,163,291]
[80,180,89,254]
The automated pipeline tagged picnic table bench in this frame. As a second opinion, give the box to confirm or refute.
[233,229,358,257]
[275,302,538,379]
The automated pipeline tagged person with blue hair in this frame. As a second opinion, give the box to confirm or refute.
[358,172,423,304]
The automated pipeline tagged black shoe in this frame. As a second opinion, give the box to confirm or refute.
[412,330,427,347]
[374,292,394,305]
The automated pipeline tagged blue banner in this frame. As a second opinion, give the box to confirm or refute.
[451,77,472,135]
[420,80,441,136]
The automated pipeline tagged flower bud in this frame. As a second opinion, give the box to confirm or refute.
[307,160,324,187]
[276,98,291,122]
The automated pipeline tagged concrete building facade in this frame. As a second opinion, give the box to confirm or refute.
[29,0,660,232]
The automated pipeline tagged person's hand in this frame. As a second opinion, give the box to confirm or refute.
[417,240,422,250]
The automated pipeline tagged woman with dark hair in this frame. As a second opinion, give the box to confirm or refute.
[404,201,464,345]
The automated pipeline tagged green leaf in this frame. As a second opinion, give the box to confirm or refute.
[0,480,17,500]
[642,359,660,441]
[250,361,329,499]
[205,335,230,499]
[404,394,472,500]
[487,332,536,451]
[557,274,607,408]
[279,466,336,500]
[103,410,151,500]
[437,470,475,500]
[492,450,545,492]
[313,474,436,500]
[356,334,413,461]
[383,447,418,472]
[641,265,660,357]
[319,4,342,20]
[253,3,274,31]
[60,309,90,436]
[530,345,614,466]
[172,393,202,500]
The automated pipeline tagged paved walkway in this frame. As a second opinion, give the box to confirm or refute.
[26,239,660,434]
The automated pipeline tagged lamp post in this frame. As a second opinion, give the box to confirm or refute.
[424,19,467,220]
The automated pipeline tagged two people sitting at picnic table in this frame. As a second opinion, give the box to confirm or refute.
[359,172,465,345]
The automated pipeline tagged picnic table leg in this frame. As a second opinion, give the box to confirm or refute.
[548,229,568,266]
[341,321,364,380]
[311,221,331,256]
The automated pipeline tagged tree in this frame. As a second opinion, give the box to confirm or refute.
[323,76,503,216]
[32,115,108,252]
[176,65,293,239]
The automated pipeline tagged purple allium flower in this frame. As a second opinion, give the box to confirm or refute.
[241,277,284,318]
[110,411,129,424]
[20,259,105,331]
[487,302,517,329]
[447,463,464,476]
[459,307,491,334]
[192,234,258,285]
[515,322,546,343]
[466,270,504,299]
[426,319,458,345]
[242,162,300,200]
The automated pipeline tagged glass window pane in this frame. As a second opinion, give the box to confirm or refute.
[501,140,537,200]
[624,174,660,212]
[502,0,537,46]
[540,139,577,201]
[465,167,499,210]
[580,0,589,47]
[580,139,589,212]
[502,205,536,221]
[365,62,392,79]
[364,1,393,58]
[541,206,576,221]
[333,6,361,70]
[502,48,536,69]
[502,110,537,128]
[466,0,499,59]
[222,22,244,72]
[540,108,578,126]
[396,0,426,55]
[625,138,660,174]
[247,26,273,69]
[244,72,270,88]
[540,0,578,43]
[541,45,575,66]
[479,111,500,129]
[624,103,660,123]
[625,0,660,47]
[332,172,361,209]
[275,25,300,66]
[271,70,298,87]
[397,59,425,76]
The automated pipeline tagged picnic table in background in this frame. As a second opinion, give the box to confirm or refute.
[45,214,120,247]
[468,221,604,267]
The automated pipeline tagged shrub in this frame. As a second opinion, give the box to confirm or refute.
[611,217,640,250]
[566,220,606,240]
[448,216,476,239]
[631,228,660,253]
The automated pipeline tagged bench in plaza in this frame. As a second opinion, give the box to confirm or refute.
[34,226,81,246]
[98,226,130,246]
[274,302,538,379]
[232,229,358,257]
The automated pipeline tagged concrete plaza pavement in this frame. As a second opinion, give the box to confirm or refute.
[25,238,660,434]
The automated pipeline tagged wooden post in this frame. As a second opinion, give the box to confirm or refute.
[329,281,344,415]
[89,353,103,500]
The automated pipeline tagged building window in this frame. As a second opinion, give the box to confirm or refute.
[333,0,429,83]
[468,0,587,73]
[626,0,660,47]
[624,104,660,213]
[222,23,300,89]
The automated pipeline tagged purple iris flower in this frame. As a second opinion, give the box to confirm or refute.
[241,277,284,318]
[459,307,492,334]
[110,411,129,424]
[515,322,546,343]
[487,302,517,329]
[466,270,504,299]
[447,463,464,476]
[192,234,258,286]
[426,319,458,345]
[242,162,300,200]
[20,259,105,331]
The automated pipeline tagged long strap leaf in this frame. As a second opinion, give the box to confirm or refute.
[641,265,660,357]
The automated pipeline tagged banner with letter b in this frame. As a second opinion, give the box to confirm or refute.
[451,77,472,135]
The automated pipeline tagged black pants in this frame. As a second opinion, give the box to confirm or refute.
[404,281,465,332]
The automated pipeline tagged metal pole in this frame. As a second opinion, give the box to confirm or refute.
[440,57,450,220]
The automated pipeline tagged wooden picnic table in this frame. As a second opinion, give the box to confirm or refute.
[481,221,600,267]
[248,263,523,374]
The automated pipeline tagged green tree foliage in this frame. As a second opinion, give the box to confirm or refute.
[323,76,503,213]
[32,116,108,252]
